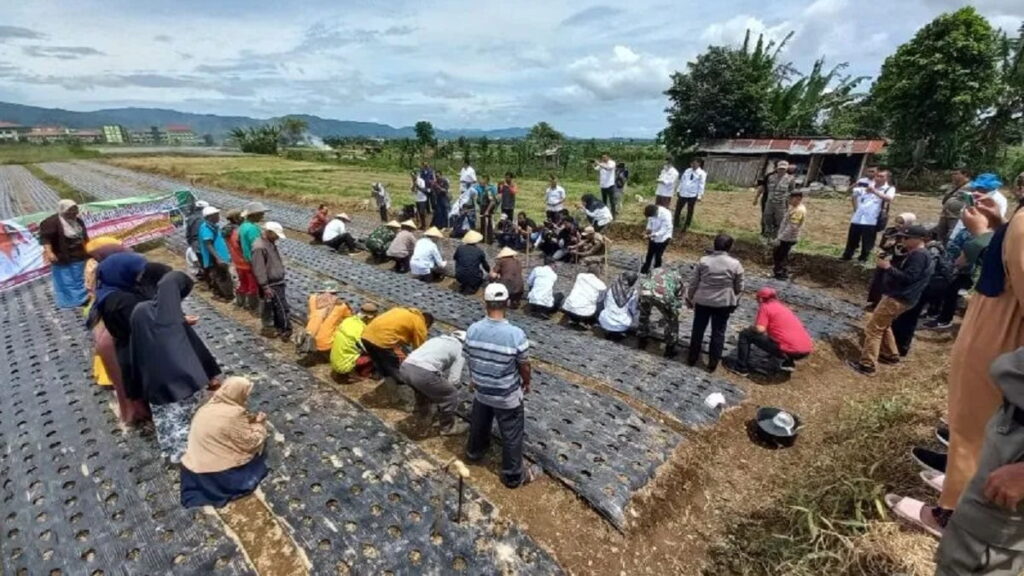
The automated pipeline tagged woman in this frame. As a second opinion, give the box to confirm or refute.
[490,247,524,308]
[686,234,744,371]
[39,199,90,308]
[866,212,916,307]
[598,271,638,340]
[453,230,489,294]
[84,236,127,387]
[580,194,614,232]
[180,377,269,508]
[130,271,222,463]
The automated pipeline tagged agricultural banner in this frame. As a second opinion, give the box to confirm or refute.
[0,190,194,292]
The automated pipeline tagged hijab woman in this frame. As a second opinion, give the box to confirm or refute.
[84,236,127,387]
[39,199,90,308]
[598,271,639,339]
[180,377,269,508]
[130,271,222,462]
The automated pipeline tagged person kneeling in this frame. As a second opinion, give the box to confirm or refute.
[599,271,638,340]
[727,287,813,377]
[386,220,418,273]
[453,230,489,294]
[561,261,607,328]
[399,330,470,436]
[322,213,363,254]
[180,377,269,508]
[330,302,379,382]
[410,227,447,282]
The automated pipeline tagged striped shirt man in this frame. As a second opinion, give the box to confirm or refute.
[465,317,529,409]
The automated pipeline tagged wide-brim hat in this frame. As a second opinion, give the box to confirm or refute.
[583,226,596,236]
[400,219,417,229]
[463,230,484,244]
[241,201,268,217]
[386,220,402,229]
[497,247,517,258]
[262,221,287,239]
[360,302,379,314]
[424,226,444,239]
[755,406,801,446]
[336,213,351,222]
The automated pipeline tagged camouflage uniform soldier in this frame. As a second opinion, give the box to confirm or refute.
[365,220,400,261]
[636,267,685,358]
[760,161,797,239]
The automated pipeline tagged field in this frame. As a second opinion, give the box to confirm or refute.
[107,155,942,257]
[0,143,101,164]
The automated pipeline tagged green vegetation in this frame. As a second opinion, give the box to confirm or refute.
[230,125,282,155]
[0,143,100,165]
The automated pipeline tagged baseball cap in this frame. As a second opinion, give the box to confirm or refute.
[202,206,220,217]
[968,173,1003,192]
[262,221,287,239]
[776,160,789,170]
[894,224,930,239]
[484,283,509,302]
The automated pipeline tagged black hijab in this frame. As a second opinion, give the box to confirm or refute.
[129,271,220,405]
[581,194,605,211]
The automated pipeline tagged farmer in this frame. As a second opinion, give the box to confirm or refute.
[399,330,470,436]
[360,307,433,383]
[225,209,258,311]
[490,247,524,308]
[727,287,813,377]
[453,230,489,294]
[330,302,379,380]
[410,226,446,282]
[252,222,292,341]
[198,206,234,301]
[322,213,362,254]
[386,220,418,273]
[307,204,329,242]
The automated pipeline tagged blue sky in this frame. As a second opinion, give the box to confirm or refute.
[0,0,1021,137]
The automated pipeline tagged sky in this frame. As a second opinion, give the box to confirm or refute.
[0,0,1021,138]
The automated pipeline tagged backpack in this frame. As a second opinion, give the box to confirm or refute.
[928,243,954,285]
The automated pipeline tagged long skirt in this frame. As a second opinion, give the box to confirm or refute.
[96,327,152,425]
[180,450,269,508]
[151,390,206,463]
[52,261,87,309]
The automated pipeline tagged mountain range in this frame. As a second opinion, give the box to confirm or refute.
[0,101,530,140]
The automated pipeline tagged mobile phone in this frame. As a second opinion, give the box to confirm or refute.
[962,191,975,207]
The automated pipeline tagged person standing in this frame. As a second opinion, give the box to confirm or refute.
[386,220,418,273]
[841,170,896,262]
[756,161,797,240]
[464,283,540,488]
[185,199,209,279]
[225,209,257,311]
[419,162,436,215]
[238,202,267,262]
[594,154,618,217]
[251,222,292,341]
[614,162,629,216]
[411,171,430,230]
[924,207,994,331]
[934,168,972,243]
[727,287,813,377]
[686,234,744,371]
[361,307,433,383]
[453,230,489,294]
[655,157,680,208]
[476,175,498,242]
[197,206,234,301]
[545,175,567,223]
[674,158,707,233]
[371,183,391,223]
[498,172,518,222]
[641,203,673,274]
[459,159,477,198]
[307,204,330,242]
[399,331,470,436]
[410,227,447,282]
[773,191,807,280]
[39,198,90,308]
[637,267,685,358]
[432,169,451,229]
[322,213,362,254]
[849,225,934,375]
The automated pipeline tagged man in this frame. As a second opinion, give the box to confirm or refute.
[330,302,379,380]
[360,307,433,383]
[419,162,436,215]
[641,203,673,274]
[773,190,807,280]
[453,230,489,294]
[458,159,477,198]
[933,348,1024,575]
[371,183,390,223]
[569,226,608,265]
[594,154,617,217]
[949,172,1008,241]
[197,206,234,301]
[654,157,680,208]
[498,172,517,222]
[925,202,995,331]
[727,287,813,377]
[411,171,430,230]
[399,330,470,436]
[544,175,567,223]
[185,199,209,279]
[491,247,524,308]
[527,255,562,316]
[307,204,330,243]
[251,222,292,341]
[756,161,797,240]
[322,213,362,254]
[222,209,253,309]
[562,261,607,327]
[239,201,268,263]
[841,170,896,262]
[431,169,451,229]
[934,168,972,243]
[366,220,400,261]
[614,161,629,215]
[465,283,540,488]
[410,226,446,282]
[675,158,707,232]
[476,175,498,243]
[386,220,418,273]
[637,267,685,358]
[849,224,934,375]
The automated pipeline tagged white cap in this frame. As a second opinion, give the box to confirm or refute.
[202,206,220,217]
[263,221,287,239]
[484,283,509,302]
[195,200,210,209]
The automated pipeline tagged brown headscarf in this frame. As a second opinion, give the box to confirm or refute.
[181,377,267,474]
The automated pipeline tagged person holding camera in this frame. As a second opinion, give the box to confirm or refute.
[841,169,896,263]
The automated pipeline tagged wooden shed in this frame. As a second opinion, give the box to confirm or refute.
[699,138,887,187]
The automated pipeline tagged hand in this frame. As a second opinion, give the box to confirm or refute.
[697,197,702,202]
[522,381,531,394]
[184,314,199,326]
[974,195,1005,226]
[984,462,1024,510]
[752,198,759,206]
[263,287,275,300]
[43,248,57,264]
[254,412,267,424]
[685,298,694,309]
[876,257,891,270]
[207,377,222,391]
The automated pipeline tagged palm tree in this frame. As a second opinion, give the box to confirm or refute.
[279,116,308,146]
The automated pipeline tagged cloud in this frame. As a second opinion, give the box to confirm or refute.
[153,34,172,43]
[0,25,45,42]
[22,45,105,59]
[194,61,279,74]
[560,5,623,27]
[700,15,792,47]
[566,45,673,101]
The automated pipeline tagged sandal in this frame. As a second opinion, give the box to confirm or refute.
[920,470,944,493]
[884,494,943,538]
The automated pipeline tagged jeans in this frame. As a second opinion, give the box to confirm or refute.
[688,304,733,367]
[674,196,698,231]
[391,256,410,273]
[601,187,617,218]
[641,239,669,274]
[773,241,796,277]
[466,399,525,488]
[842,223,879,261]
[260,282,291,333]
[858,295,908,369]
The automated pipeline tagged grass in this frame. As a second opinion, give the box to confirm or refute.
[0,143,101,164]
[23,163,91,203]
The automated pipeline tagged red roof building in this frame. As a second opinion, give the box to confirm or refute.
[699,137,887,187]
[166,124,193,133]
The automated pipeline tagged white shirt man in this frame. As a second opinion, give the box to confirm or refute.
[459,164,477,193]
[595,158,616,189]
[527,265,558,308]
[850,180,896,225]
[647,205,674,243]
[545,184,567,213]
[655,163,680,199]
[322,217,348,243]
[410,238,446,276]
[414,175,428,203]
[562,272,607,317]
[679,165,707,199]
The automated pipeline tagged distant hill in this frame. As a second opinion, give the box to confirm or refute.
[0,101,530,141]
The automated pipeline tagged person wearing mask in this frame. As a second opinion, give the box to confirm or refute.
[371,183,391,223]
[641,203,673,274]
[252,222,291,341]
[180,377,269,508]
[410,226,446,282]
[432,169,451,229]
[459,159,477,198]
[675,158,707,233]
[841,170,896,262]
[40,199,90,308]
[637,267,685,358]
[527,255,562,317]
[498,172,518,222]
[307,204,330,242]
[329,302,379,380]
[594,154,618,217]
[411,171,430,230]
[545,175,567,223]
[655,157,680,208]
[686,234,744,372]
[727,287,813,377]
[130,272,222,463]
[490,247,524,308]
[465,283,541,488]
[599,271,639,340]
[773,190,807,280]
[197,206,234,302]
[322,213,362,254]
[562,261,607,327]
[366,220,400,262]
[453,230,490,294]
[934,168,972,243]
[476,175,498,243]
[580,194,613,232]
[849,225,934,376]
[400,330,470,436]
[386,220,418,273]
[755,161,797,240]
[361,307,433,383]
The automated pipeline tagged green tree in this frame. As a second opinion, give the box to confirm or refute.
[414,120,436,152]
[229,125,280,155]
[872,7,1000,168]
[477,136,491,165]
[767,59,867,136]
[279,116,308,146]
[974,25,1024,166]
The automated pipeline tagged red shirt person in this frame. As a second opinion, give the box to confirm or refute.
[727,287,813,376]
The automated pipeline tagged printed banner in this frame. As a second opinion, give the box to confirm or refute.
[0,190,195,292]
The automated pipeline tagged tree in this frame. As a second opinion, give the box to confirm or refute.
[279,116,308,146]
[973,25,1024,166]
[527,122,565,151]
[872,7,1000,168]
[414,121,436,152]
[477,136,491,165]
[766,59,866,136]
[229,125,281,155]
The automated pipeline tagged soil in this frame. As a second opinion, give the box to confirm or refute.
[217,493,310,575]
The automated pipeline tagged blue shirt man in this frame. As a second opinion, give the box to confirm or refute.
[198,210,230,268]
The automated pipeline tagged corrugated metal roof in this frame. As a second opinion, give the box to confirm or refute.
[700,138,886,156]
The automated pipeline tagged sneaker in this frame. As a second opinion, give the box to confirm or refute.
[936,424,950,447]
[912,447,947,474]
[923,319,953,331]
[847,360,875,376]
[780,358,796,372]
[439,421,469,436]
[725,362,750,377]
[878,355,900,365]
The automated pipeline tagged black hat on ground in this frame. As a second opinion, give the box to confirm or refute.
[755,406,802,447]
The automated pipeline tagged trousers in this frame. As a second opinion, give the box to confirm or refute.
[688,304,733,367]
[399,363,458,426]
[773,241,797,277]
[762,201,787,239]
[260,282,291,333]
[641,240,669,274]
[638,297,679,348]
[674,196,698,231]
[842,223,879,261]
[465,399,525,488]
[362,339,403,383]
[858,295,908,370]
